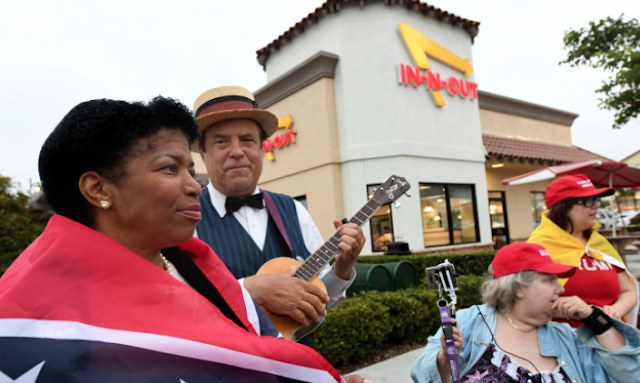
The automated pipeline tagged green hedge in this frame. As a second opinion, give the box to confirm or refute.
[627,224,640,232]
[310,275,483,367]
[356,251,496,277]
[314,250,493,367]
[314,250,640,369]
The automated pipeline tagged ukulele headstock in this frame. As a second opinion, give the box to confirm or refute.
[370,175,411,206]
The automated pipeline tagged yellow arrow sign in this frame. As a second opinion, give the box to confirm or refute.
[277,115,293,130]
[399,22,473,77]
[264,115,294,161]
[399,22,474,106]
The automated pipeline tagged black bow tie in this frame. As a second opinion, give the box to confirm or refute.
[225,193,264,214]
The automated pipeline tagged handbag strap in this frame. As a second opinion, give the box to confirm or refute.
[162,247,248,332]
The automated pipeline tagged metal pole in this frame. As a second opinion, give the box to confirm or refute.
[610,172,617,237]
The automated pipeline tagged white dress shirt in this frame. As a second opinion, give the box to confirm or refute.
[194,184,355,334]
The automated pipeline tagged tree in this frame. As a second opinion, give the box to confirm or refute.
[0,175,44,275]
[560,14,640,129]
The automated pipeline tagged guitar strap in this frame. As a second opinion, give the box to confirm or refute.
[260,189,295,257]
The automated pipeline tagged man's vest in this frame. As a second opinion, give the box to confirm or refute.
[196,188,311,279]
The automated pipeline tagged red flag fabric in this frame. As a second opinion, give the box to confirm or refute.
[0,215,344,383]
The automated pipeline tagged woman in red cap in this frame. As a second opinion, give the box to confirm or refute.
[411,242,640,383]
[527,174,638,328]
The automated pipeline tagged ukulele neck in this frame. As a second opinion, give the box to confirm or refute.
[295,198,382,282]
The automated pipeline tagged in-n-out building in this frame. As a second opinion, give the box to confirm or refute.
[25,1,612,254]
[203,1,610,253]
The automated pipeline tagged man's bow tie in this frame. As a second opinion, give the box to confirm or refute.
[225,193,264,214]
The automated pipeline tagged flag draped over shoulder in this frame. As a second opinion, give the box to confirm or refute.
[0,215,344,383]
[528,211,639,327]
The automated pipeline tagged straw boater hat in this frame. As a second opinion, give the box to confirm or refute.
[192,86,278,151]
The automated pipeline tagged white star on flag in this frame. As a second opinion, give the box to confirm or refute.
[0,361,45,383]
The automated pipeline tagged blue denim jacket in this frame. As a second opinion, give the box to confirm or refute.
[411,304,640,383]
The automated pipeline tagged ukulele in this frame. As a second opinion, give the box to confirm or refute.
[256,175,411,341]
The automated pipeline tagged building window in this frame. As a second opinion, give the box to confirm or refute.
[488,191,509,249]
[530,192,546,229]
[367,184,394,252]
[420,183,478,247]
[294,195,307,210]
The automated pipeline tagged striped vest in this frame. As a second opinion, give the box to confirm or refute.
[196,188,311,279]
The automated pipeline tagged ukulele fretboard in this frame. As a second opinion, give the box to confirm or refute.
[296,198,382,282]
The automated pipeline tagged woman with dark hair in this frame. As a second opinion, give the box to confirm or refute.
[0,97,367,383]
[528,174,638,328]
[411,243,640,383]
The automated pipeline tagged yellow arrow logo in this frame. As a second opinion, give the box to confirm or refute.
[399,22,474,106]
[264,115,295,161]
[277,114,293,130]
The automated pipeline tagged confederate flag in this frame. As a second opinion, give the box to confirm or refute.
[0,216,344,382]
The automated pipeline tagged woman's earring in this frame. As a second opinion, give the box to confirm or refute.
[100,200,111,209]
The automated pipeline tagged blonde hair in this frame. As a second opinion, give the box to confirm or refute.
[481,266,537,313]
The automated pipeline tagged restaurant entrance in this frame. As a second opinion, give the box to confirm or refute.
[488,191,509,249]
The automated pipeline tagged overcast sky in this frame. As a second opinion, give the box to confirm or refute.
[1,0,639,192]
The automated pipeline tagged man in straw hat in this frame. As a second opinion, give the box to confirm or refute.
[192,85,365,335]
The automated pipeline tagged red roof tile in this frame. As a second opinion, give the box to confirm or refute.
[256,0,480,69]
[483,134,613,164]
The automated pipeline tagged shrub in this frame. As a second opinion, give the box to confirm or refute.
[310,294,392,366]
[356,251,495,277]
[311,274,484,368]
[627,224,640,232]
[0,176,44,275]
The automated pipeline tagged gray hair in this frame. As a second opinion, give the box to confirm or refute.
[481,266,538,313]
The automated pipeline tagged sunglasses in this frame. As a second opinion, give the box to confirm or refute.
[572,196,601,208]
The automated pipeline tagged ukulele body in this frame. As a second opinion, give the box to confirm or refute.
[256,257,326,342]
[254,175,410,342]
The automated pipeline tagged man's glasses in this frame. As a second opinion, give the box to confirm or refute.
[572,196,601,208]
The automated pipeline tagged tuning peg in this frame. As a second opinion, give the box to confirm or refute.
[393,201,402,209]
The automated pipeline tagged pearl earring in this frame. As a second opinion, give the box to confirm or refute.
[100,200,111,209]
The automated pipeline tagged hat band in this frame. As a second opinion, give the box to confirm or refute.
[195,95,258,118]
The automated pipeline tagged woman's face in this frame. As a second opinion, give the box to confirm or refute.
[104,129,202,253]
[516,273,565,323]
[566,197,599,232]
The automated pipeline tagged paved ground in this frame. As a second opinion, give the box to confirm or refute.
[349,348,423,383]
[620,238,640,276]
[348,247,640,383]
[625,251,640,276]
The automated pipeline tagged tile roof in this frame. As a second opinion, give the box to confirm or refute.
[256,0,480,69]
[483,134,613,164]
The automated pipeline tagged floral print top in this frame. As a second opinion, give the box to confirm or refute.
[461,343,571,383]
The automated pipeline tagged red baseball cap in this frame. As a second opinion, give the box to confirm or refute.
[545,174,614,208]
[492,243,576,278]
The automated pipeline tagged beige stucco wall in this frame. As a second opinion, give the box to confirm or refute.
[258,164,344,239]
[258,78,343,239]
[480,109,573,146]
[260,78,340,179]
[622,151,640,166]
[485,162,552,241]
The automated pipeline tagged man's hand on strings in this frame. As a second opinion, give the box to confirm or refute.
[331,219,365,280]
